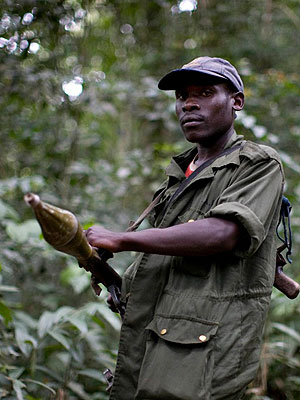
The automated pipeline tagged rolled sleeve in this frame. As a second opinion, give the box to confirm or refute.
[204,158,284,257]
[206,202,265,256]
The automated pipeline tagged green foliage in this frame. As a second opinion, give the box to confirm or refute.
[0,300,120,398]
[0,0,300,398]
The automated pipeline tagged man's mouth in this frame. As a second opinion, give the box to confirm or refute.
[181,115,205,127]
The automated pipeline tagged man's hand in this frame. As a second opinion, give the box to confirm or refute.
[86,226,124,253]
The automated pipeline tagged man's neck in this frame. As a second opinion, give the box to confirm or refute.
[195,128,234,165]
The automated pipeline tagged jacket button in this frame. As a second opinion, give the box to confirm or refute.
[160,329,167,335]
[198,335,207,342]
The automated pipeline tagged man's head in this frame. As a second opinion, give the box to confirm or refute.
[158,57,244,146]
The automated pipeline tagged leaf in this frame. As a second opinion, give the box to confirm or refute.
[78,368,103,381]
[15,328,38,356]
[0,285,19,293]
[84,302,121,332]
[24,396,42,400]
[9,367,25,380]
[35,365,63,383]
[24,379,56,395]
[67,315,88,334]
[95,303,122,332]
[6,220,41,243]
[91,315,105,329]
[82,221,95,230]
[272,322,300,343]
[60,263,90,294]
[288,376,300,385]
[0,199,19,220]
[0,301,13,325]
[48,329,70,350]
[38,311,55,338]
[12,379,26,400]
[53,306,74,323]
[66,381,90,400]
[14,311,37,330]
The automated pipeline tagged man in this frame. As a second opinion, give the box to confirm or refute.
[87,57,284,399]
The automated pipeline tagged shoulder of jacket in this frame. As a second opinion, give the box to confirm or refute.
[240,140,281,164]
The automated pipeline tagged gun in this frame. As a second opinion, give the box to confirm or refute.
[274,244,299,299]
[24,193,125,318]
[24,193,299,308]
[274,196,300,299]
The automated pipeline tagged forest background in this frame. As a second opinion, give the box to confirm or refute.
[0,0,300,399]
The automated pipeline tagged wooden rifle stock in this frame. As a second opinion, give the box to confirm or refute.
[274,246,299,299]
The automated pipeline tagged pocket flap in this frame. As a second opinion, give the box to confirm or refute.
[146,314,219,345]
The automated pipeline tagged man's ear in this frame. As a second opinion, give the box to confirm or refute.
[232,92,244,111]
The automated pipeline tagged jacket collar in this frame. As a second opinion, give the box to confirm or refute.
[165,131,244,180]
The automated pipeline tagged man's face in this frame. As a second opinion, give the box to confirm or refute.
[175,82,238,145]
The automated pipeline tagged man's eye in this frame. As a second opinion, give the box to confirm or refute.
[202,90,212,97]
[176,92,184,100]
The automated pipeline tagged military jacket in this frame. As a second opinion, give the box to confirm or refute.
[109,133,284,400]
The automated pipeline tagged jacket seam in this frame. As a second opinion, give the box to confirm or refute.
[163,288,272,301]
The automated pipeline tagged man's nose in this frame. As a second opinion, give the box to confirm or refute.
[182,98,200,112]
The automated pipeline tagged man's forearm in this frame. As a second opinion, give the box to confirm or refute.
[86,218,241,257]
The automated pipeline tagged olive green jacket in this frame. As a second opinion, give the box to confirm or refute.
[109,133,284,400]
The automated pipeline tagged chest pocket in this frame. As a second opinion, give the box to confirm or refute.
[176,163,241,224]
[177,200,214,223]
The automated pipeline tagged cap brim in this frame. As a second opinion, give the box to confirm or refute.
[158,68,228,90]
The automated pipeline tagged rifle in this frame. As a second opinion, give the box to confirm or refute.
[275,243,299,299]
[24,193,126,318]
[274,196,299,299]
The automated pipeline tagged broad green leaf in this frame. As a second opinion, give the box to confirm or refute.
[53,306,74,324]
[95,303,122,332]
[66,381,90,400]
[35,365,63,383]
[15,328,38,356]
[0,301,13,325]
[78,368,102,381]
[67,315,88,334]
[272,322,300,343]
[6,220,41,243]
[9,367,25,380]
[7,345,20,357]
[14,311,37,330]
[91,315,105,329]
[0,285,19,293]
[60,263,90,294]
[38,311,55,338]
[56,351,71,367]
[48,329,70,350]
[12,379,26,400]
[82,221,96,230]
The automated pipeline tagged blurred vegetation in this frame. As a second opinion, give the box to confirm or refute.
[0,0,300,398]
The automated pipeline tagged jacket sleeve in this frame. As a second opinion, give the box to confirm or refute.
[204,156,284,257]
